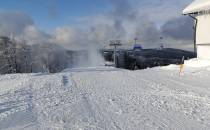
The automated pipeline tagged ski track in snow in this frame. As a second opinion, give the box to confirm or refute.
[0,67,210,129]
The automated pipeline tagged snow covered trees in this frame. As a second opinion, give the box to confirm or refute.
[0,36,70,74]
[0,36,16,74]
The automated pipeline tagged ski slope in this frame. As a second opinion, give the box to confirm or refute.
[1,61,210,129]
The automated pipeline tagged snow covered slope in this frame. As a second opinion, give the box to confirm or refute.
[1,64,210,129]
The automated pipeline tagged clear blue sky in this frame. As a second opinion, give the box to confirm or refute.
[0,0,111,31]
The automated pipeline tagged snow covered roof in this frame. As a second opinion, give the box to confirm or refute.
[183,0,210,14]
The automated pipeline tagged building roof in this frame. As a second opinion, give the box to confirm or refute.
[183,0,210,14]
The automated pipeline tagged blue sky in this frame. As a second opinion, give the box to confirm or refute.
[0,0,192,31]
[0,0,111,31]
[0,0,195,50]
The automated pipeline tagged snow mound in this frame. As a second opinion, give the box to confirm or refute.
[162,58,210,71]
[161,64,179,70]
[185,58,210,68]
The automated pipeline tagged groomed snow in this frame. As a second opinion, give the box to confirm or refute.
[183,0,210,14]
[185,58,210,68]
[1,62,210,129]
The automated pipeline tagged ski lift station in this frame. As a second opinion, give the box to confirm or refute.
[183,0,210,59]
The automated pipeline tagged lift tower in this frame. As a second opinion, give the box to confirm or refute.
[109,40,122,67]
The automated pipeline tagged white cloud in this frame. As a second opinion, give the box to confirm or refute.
[0,0,195,51]
[0,11,33,36]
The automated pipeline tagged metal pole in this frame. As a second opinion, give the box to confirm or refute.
[114,45,117,67]
[134,38,138,44]
[109,40,122,67]
[189,14,198,57]
[25,55,27,73]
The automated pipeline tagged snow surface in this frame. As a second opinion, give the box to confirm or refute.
[183,0,210,14]
[1,62,210,129]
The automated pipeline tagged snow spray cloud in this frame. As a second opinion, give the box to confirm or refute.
[49,26,105,67]
[0,11,105,68]
[78,0,194,49]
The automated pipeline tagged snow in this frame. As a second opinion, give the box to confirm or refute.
[183,0,210,14]
[0,74,32,95]
[1,61,210,129]
[185,58,210,68]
